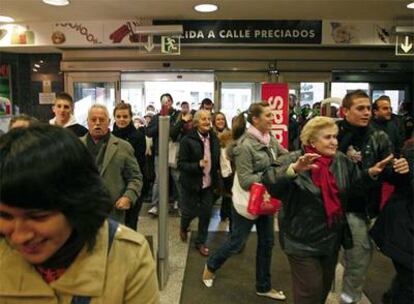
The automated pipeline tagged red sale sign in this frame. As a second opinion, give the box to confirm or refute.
[261,83,289,149]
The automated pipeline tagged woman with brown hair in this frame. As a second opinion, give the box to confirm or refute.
[203,102,288,301]
[112,102,146,230]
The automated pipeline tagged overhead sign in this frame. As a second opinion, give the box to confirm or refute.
[155,20,322,44]
[261,83,289,149]
[395,34,414,56]
[161,36,180,54]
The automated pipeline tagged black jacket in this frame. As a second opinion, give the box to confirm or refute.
[263,150,373,257]
[337,120,401,217]
[370,142,413,270]
[145,109,180,156]
[178,129,220,192]
[112,122,146,173]
[371,117,403,156]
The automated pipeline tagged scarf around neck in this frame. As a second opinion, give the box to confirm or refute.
[338,119,369,153]
[112,121,137,140]
[247,126,271,146]
[304,145,343,227]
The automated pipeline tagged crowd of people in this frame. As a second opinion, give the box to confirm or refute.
[0,89,413,303]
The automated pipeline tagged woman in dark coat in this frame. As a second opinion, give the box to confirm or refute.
[370,135,413,304]
[178,110,220,256]
[262,116,400,304]
[112,103,146,230]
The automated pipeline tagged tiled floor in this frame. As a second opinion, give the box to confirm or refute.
[138,203,371,304]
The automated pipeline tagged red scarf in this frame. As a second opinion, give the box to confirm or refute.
[304,146,343,227]
[36,266,66,283]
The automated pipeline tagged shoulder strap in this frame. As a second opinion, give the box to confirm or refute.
[71,219,119,304]
[107,218,119,253]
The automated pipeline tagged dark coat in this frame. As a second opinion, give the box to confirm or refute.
[263,150,373,257]
[337,120,403,217]
[178,128,220,192]
[145,109,180,156]
[112,122,146,173]
[370,142,414,270]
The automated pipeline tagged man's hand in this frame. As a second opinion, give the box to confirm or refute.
[368,154,394,177]
[115,196,132,210]
[392,157,409,174]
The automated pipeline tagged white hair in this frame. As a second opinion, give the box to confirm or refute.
[87,104,110,121]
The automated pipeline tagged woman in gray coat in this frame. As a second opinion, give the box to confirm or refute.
[203,102,288,301]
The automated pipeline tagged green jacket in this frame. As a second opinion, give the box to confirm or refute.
[0,221,159,304]
[81,134,143,223]
[227,132,288,191]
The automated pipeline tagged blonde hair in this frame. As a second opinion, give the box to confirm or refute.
[300,116,338,146]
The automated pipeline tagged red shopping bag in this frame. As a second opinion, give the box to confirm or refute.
[247,183,281,215]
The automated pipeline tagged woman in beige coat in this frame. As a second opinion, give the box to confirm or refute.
[0,125,159,304]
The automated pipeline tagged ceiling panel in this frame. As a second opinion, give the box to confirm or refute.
[0,0,412,23]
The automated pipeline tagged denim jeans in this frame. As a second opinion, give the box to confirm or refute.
[341,212,373,303]
[207,206,275,293]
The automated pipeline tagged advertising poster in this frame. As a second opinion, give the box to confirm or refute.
[261,83,289,149]
[0,64,12,116]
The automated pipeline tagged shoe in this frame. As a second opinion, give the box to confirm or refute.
[179,229,188,242]
[173,201,179,210]
[256,289,286,301]
[196,244,210,257]
[202,264,215,288]
[148,206,158,216]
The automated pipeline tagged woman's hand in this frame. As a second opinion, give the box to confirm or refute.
[368,154,394,177]
[292,153,320,173]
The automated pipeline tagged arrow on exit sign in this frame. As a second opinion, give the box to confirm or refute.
[396,35,414,56]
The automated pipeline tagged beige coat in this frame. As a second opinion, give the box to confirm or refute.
[81,134,143,223]
[0,221,159,304]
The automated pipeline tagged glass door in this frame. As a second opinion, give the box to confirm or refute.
[65,72,120,127]
[370,84,407,114]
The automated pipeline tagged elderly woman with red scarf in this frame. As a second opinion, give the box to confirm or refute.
[262,116,396,304]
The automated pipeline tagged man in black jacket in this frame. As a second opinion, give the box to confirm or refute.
[371,95,403,155]
[145,93,180,216]
[337,90,409,304]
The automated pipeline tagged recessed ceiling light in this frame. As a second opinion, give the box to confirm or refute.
[407,2,414,9]
[194,4,218,13]
[42,0,70,6]
[0,15,15,23]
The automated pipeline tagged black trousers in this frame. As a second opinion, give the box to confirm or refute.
[180,186,214,246]
[392,260,414,304]
[124,197,143,231]
[288,251,339,304]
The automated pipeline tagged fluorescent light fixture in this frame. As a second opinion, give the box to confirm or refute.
[34,64,41,68]
[407,2,414,9]
[394,25,414,33]
[0,16,15,23]
[42,0,70,6]
[132,25,183,35]
[194,4,218,13]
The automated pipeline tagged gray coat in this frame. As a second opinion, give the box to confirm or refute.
[227,132,288,191]
[81,134,143,223]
